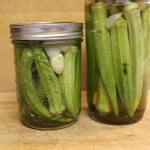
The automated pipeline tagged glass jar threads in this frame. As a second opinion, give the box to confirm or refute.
[85,0,150,124]
[10,22,83,129]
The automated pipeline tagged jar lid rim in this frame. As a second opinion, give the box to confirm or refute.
[10,22,83,40]
[98,0,150,4]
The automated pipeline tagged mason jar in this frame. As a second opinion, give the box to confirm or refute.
[10,22,83,129]
[85,0,150,124]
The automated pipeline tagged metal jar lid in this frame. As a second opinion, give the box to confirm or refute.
[103,0,129,3]
[134,0,150,4]
[10,22,83,40]
[103,0,150,4]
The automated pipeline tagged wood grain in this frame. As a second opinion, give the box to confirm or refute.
[0,0,86,92]
[0,91,150,150]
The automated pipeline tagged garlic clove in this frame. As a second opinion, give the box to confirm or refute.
[51,53,64,75]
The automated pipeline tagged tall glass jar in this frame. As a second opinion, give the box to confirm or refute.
[85,0,150,124]
[10,22,83,129]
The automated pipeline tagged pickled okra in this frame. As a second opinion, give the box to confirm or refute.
[110,17,134,117]
[16,44,81,127]
[86,18,98,107]
[14,46,23,104]
[142,6,150,64]
[32,47,65,115]
[91,2,119,116]
[96,78,112,114]
[124,2,145,113]
[86,1,149,124]
[20,49,51,118]
[74,47,81,115]
[63,46,80,118]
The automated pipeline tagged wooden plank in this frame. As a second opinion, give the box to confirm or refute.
[0,91,150,150]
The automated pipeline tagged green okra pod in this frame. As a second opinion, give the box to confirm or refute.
[124,2,145,113]
[54,117,74,123]
[74,46,81,116]
[91,2,119,116]
[14,46,23,103]
[57,74,66,107]
[110,17,134,117]
[142,6,150,64]
[86,17,98,107]
[96,78,112,114]
[63,46,78,118]
[20,49,51,118]
[32,47,65,116]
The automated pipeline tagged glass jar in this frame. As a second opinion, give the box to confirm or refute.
[85,0,150,124]
[10,22,83,129]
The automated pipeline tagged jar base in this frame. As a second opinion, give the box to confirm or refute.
[21,118,77,130]
[88,109,145,125]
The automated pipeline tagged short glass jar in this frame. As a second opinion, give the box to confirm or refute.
[10,22,83,129]
[85,0,150,124]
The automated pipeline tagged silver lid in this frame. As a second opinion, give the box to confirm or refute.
[134,0,150,4]
[103,0,150,3]
[104,0,129,3]
[10,22,83,40]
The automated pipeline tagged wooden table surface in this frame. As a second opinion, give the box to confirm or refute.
[0,91,150,150]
